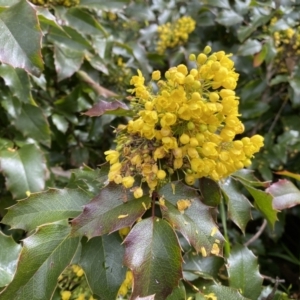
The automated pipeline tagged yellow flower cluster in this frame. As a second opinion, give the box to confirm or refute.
[266,17,300,73]
[105,47,264,197]
[30,0,79,7]
[157,16,196,54]
[118,270,133,297]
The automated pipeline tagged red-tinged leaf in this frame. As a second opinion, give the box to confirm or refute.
[123,218,182,300]
[220,178,252,234]
[82,100,129,117]
[159,182,224,256]
[275,170,300,182]
[243,184,278,228]
[253,44,267,67]
[71,183,151,239]
[266,179,300,210]
[199,177,221,207]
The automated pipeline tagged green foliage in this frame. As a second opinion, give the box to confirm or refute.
[0,0,300,299]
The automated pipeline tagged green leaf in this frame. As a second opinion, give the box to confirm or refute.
[202,0,230,8]
[203,284,250,300]
[0,65,33,104]
[0,0,19,6]
[227,244,263,300]
[78,0,130,9]
[14,104,51,147]
[266,179,300,210]
[243,184,278,228]
[238,39,262,56]
[199,177,221,207]
[183,251,224,281]
[64,7,107,36]
[232,169,269,188]
[51,114,68,133]
[2,188,91,232]
[54,44,84,81]
[220,178,252,233]
[36,7,65,32]
[166,282,186,300]
[0,144,47,199]
[215,9,243,26]
[123,218,182,299]
[289,78,300,107]
[0,223,79,300]
[0,0,43,76]
[159,182,224,255]
[275,170,300,181]
[270,74,289,86]
[71,183,151,239]
[79,233,125,300]
[0,232,22,288]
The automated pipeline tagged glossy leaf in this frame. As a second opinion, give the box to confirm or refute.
[275,170,300,181]
[227,244,263,300]
[199,177,221,207]
[54,45,84,81]
[123,218,182,300]
[220,178,252,233]
[203,285,250,300]
[0,0,43,75]
[0,232,22,288]
[266,179,300,210]
[159,182,224,255]
[166,282,186,300]
[0,65,33,104]
[71,182,151,239]
[0,144,47,199]
[243,184,278,228]
[216,9,243,26]
[0,223,80,300]
[79,233,125,300]
[14,104,51,147]
[232,169,270,188]
[183,251,224,281]
[238,39,262,56]
[82,100,129,117]
[202,0,230,8]
[64,7,107,36]
[79,0,130,10]
[2,188,91,232]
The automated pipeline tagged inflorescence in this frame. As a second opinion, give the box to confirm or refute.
[105,46,264,198]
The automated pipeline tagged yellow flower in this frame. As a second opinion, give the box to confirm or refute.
[122,176,135,188]
[152,70,161,80]
[133,187,143,198]
[61,291,72,300]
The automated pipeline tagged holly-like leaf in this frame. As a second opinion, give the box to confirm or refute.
[14,104,51,147]
[202,284,250,300]
[123,218,182,300]
[0,0,43,76]
[266,179,300,210]
[0,232,22,288]
[54,44,84,81]
[64,7,107,36]
[82,100,129,117]
[166,282,186,300]
[243,184,278,228]
[0,223,80,300]
[0,144,47,199]
[1,188,91,232]
[215,9,243,26]
[0,65,33,104]
[71,182,151,239]
[232,169,270,188]
[220,178,252,233]
[199,177,221,207]
[159,182,224,256]
[79,233,125,300]
[227,244,263,300]
[238,39,262,56]
[183,251,224,282]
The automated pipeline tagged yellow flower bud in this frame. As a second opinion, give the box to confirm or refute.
[133,187,143,198]
[180,133,190,144]
[61,291,72,300]
[209,92,219,102]
[152,70,161,81]
[157,170,166,180]
[197,53,207,64]
[185,174,195,185]
[189,53,196,61]
[122,176,135,188]
[203,45,212,54]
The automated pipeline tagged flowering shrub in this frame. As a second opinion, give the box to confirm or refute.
[105,47,263,195]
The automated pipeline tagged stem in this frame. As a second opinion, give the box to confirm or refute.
[244,219,267,247]
[220,198,230,257]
